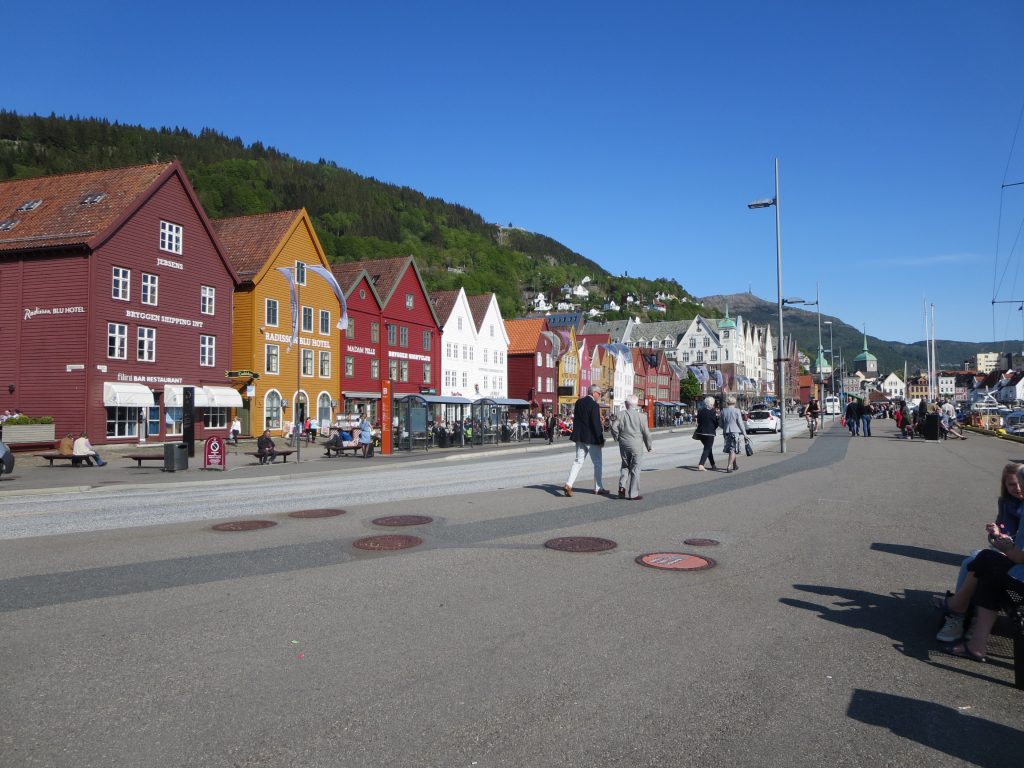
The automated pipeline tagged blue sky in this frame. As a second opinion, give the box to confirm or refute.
[7,1,1024,343]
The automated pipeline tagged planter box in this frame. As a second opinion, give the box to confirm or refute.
[1,424,56,444]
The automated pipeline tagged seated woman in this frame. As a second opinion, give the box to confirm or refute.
[936,461,1024,642]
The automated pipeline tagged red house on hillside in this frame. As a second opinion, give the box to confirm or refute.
[0,162,238,444]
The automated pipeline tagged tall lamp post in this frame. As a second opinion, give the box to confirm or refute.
[824,320,835,420]
[748,159,786,453]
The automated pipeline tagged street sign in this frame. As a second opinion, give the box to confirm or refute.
[225,370,260,379]
[203,435,226,470]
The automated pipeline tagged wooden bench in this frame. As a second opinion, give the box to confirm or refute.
[244,449,295,464]
[323,441,362,458]
[123,453,166,467]
[34,451,82,467]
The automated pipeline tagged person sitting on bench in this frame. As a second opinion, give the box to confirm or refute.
[256,430,279,464]
[323,430,352,456]
[73,433,107,467]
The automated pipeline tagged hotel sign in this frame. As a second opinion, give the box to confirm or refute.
[24,305,86,320]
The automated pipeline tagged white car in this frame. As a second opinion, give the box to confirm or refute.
[746,409,779,434]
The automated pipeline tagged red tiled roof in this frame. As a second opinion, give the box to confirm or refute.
[505,318,548,354]
[335,256,410,304]
[210,210,300,278]
[430,290,460,324]
[0,163,172,253]
[466,294,494,331]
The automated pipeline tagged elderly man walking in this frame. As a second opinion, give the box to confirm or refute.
[610,394,653,500]
[564,384,610,497]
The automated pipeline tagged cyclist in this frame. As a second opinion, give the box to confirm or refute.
[805,396,821,437]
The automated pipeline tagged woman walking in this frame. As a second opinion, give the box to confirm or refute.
[694,396,719,471]
[720,396,748,473]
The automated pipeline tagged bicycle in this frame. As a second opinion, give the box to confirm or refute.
[806,415,817,438]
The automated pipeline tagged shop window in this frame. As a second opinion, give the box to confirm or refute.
[204,408,228,429]
[264,391,282,431]
[146,406,160,439]
[164,407,183,436]
[159,220,182,254]
[265,344,279,374]
[106,406,139,438]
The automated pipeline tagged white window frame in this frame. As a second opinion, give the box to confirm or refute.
[112,267,130,301]
[265,344,280,374]
[295,261,307,285]
[106,406,139,438]
[159,220,183,254]
[399,326,408,348]
[423,330,431,351]
[107,322,127,359]
[302,306,313,333]
[370,359,379,379]
[301,349,314,377]
[345,356,354,377]
[199,335,215,367]
[319,310,331,335]
[265,298,279,327]
[141,273,158,306]
[200,285,215,315]
[423,362,431,384]
[319,351,331,377]
[203,408,229,429]
[405,293,414,309]
[400,360,409,382]
[137,326,156,362]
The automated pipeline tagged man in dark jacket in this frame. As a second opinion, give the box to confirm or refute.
[564,384,609,497]
[256,430,278,464]
[845,397,859,436]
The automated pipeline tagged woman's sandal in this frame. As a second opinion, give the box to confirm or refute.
[944,642,986,663]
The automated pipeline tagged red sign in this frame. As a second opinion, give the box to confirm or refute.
[380,379,392,456]
[203,435,226,470]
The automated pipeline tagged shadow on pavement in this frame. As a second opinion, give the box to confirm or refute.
[846,688,1021,767]
[869,542,965,567]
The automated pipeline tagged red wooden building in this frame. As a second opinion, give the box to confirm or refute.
[504,318,557,413]
[0,162,239,444]
[331,256,441,421]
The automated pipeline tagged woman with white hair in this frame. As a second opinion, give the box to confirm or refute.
[693,396,719,471]
[720,395,748,473]
[610,394,653,500]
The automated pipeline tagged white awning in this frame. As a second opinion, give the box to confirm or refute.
[163,385,210,408]
[203,386,243,408]
[103,382,155,407]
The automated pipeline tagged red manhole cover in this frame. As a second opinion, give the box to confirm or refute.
[353,535,423,551]
[635,552,716,571]
[683,538,720,547]
[289,509,347,519]
[372,515,433,526]
[212,520,278,532]
[544,537,617,553]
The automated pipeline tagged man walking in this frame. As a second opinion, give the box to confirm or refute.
[564,384,610,497]
[845,397,859,436]
[610,394,652,499]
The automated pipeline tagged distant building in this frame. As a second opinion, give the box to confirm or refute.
[852,334,878,377]
[975,352,1000,373]
[880,372,905,401]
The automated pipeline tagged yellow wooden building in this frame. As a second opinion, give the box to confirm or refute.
[212,209,342,437]
[555,327,581,415]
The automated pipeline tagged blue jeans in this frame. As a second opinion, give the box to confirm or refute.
[862,415,872,436]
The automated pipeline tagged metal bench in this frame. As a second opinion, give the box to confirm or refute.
[123,453,166,467]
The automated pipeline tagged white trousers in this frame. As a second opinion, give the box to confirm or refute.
[566,442,603,490]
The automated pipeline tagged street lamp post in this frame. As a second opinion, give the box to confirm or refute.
[824,320,835,420]
[748,158,786,453]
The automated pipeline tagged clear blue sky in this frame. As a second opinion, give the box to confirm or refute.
[7,1,1024,344]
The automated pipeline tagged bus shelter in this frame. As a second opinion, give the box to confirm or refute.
[393,394,474,450]
[654,401,684,427]
[470,397,532,444]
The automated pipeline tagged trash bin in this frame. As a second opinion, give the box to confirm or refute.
[164,442,189,472]
[923,413,941,441]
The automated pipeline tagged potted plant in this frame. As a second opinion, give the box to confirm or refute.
[1,415,56,444]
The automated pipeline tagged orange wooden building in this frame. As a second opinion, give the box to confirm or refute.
[212,209,342,437]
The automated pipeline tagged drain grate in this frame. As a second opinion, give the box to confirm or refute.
[372,515,433,526]
[544,536,617,553]
[635,552,716,571]
[289,508,347,519]
[683,538,720,547]
[212,520,278,532]
[353,534,423,551]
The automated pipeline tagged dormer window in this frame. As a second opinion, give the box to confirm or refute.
[17,199,42,212]
[81,193,107,205]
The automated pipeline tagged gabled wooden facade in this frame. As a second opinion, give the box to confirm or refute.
[0,162,238,444]
[505,318,557,412]
[213,209,341,437]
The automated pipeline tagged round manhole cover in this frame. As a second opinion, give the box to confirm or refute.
[372,515,433,526]
[289,508,347,519]
[212,520,278,532]
[683,538,720,547]
[635,552,716,571]
[544,537,617,553]
[353,534,423,551]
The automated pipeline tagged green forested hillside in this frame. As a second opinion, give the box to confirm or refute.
[0,111,705,320]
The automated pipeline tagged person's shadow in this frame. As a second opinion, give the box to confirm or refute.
[847,689,1021,767]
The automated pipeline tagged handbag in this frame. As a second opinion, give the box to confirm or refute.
[744,437,753,457]
[691,431,702,441]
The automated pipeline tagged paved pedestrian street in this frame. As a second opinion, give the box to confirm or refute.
[0,420,1020,767]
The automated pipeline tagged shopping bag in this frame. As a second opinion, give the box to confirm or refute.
[744,438,753,457]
